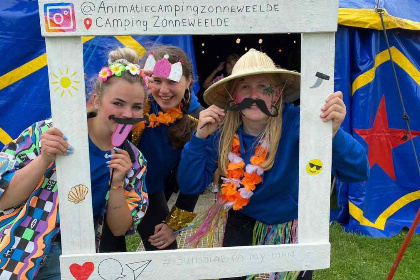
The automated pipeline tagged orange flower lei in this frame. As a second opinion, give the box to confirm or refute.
[220,134,268,210]
[147,106,183,128]
[131,100,183,145]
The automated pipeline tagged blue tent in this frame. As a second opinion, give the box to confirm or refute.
[0,0,200,149]
[1,0,419,237]
[334,0,420,237]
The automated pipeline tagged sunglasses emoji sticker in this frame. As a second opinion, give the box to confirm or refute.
[306,159,323,175]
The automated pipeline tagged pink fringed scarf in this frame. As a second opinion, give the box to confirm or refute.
[186,197,228,248]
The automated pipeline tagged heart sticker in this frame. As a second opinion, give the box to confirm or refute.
[70,262,94,280]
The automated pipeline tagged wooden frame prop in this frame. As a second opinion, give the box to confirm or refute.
[38,0,338,279]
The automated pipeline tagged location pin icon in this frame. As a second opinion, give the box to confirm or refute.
[84,18,92,30]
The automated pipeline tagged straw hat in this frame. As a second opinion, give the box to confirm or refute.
[204,48,300,108]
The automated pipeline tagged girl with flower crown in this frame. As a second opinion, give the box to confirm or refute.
[100,45,204,252]
[0,47,148,280]
[177,48,369,280]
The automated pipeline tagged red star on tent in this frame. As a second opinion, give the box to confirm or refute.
[354,96,420,181]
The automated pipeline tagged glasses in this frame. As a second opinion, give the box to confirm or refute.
[309,163,322,170]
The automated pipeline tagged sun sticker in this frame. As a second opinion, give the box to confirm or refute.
[52,68,80,97]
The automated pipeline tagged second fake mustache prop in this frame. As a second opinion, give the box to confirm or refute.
[199,98,279,130]
[108,115,148,188]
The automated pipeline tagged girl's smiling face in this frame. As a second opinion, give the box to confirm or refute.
[150,75,192,112]
[95,78,145,134]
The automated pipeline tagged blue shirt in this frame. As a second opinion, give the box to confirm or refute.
[88,137,112,218]
[138,124,181,194]
[138,98,190,194]
[178,103,370,225]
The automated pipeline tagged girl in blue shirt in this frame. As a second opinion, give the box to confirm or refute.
[0,47,148,280]
[178,49,369,280]
[100,46,203,252]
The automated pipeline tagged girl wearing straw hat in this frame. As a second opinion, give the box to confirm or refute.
[178,49,369,280]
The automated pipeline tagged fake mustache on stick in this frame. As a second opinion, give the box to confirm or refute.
[226,98,279,117]
[109,115,149,147]
[199,98,278,130]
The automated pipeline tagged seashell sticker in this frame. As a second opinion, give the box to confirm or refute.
[68,184,89,204]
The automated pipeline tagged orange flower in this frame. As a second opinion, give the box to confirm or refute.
[250,154,266,165]
[232,135,240,154]
[221,182,237,196]
[241,172,262,186]
[146,107,183,128]
[157,111,172,125]
[227,168,244,179]
[220,182,237,202]
[243,184,256,191]
[233,193,250,210]
[255,146,268,157]
[250,146,268,165]
[166,107,183,121]
[228,161,245,170]
[148,114,159,128]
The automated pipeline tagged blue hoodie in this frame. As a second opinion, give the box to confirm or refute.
[178,103,370,225]
[138,95,200,194]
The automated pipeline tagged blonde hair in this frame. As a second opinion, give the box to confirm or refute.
[218,73,284,176]
[87,47,146,114]
[94,47,142,99]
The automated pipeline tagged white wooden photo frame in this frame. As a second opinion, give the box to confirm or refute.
[38,0,338,279]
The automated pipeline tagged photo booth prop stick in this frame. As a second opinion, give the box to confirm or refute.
[38,0,338,279]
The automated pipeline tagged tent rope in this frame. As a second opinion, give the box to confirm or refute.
[375,7,420,174]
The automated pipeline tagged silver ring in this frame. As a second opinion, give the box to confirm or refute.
[160,240,164,245]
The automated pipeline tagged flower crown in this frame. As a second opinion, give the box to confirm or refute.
[98,58,148,85]
[143,52,183,82]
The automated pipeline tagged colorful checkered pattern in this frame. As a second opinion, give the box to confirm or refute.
[0,122,59,279]
[0,119,148,279]
[0,189,57,280]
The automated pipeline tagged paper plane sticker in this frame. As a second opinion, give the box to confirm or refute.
[126,260,152,280]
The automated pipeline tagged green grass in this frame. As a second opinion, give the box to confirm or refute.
[126,224,420,280]
[314,223,420,280]
[126,190,420,280]
[126,232,141,252]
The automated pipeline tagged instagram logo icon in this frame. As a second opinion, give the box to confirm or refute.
[44,3,76,32]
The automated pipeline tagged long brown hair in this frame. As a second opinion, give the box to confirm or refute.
[149,46,197,149]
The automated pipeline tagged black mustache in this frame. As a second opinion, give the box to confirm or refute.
[108,115,149,125]
[226,98,279,117]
